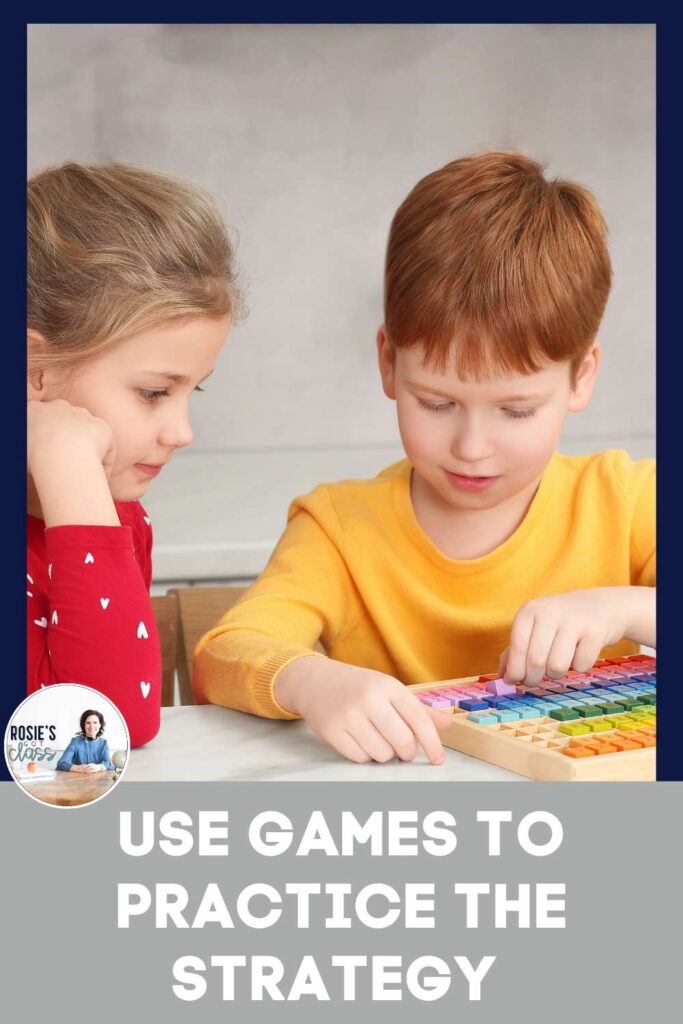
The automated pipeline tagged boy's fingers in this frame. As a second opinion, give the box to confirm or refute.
[394,693,445,765]
[546,628,579,678]
[351,718,399,764]
[426,706,455,731]
[336,731,372,764]
[524,618,563,686]
[572,634,603,674]
[504,612,535,683]
[370,706,419,762]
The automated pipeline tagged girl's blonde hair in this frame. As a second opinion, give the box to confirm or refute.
[28,162,241,373]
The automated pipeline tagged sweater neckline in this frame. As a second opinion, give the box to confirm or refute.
[392,454,558,574]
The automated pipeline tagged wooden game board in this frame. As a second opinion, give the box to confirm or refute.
[409,655,656,781]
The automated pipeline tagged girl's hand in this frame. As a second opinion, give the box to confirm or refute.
[27,399,120,527]
[499,587,655,686]
[274,656,452,765]
[28,399,116,478]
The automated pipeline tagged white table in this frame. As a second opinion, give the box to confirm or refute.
[124,705,524,782]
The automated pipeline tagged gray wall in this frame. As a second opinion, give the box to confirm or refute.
[28,24,655,583]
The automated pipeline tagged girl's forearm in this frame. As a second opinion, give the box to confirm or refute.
[31,450,119,528]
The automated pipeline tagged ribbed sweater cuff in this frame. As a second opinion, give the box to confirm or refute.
[254,649,326,719]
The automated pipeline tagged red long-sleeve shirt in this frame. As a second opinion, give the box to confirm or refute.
[27,501,161,747]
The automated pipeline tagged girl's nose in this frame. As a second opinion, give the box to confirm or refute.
[159,406,194,450]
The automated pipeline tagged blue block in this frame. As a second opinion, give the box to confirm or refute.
[460,699,489,711]
[467,712,497,725]
[518,707,542,720]
[490,710,521,723]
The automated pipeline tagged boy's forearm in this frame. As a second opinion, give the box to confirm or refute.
[31,451,120,528]
[620,585,656,648]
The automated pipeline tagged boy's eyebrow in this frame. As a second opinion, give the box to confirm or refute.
[407,381,548,402]
[141,369,214,385]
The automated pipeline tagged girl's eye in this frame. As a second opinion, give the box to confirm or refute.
[139,389,169,403]
[417,397,452,413]
[503,407,537,420]
[139,385,205,403]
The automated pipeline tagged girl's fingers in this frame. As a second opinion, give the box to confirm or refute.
[498,647,510,677]
[393,691,446,765]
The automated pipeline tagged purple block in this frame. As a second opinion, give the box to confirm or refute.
[486,678,518,696]
[418,696,452,708]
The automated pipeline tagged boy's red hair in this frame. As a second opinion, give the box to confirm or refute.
[384,151,612,379]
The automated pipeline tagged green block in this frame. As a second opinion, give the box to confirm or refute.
[548,708,580,721]
[596,703,623,715]
[576,705,604,718]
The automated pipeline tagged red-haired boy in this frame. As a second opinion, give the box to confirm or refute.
[195,152,655,766]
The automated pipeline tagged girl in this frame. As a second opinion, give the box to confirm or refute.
[27,162,239,746]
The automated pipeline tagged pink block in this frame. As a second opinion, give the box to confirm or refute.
[486,678,517,696]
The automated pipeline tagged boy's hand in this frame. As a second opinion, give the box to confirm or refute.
[274,657,452,765]
[499,587,655,685]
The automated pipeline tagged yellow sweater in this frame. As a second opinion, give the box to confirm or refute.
[194,450,655,719]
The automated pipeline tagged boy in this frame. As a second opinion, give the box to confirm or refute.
[194,151,655,766]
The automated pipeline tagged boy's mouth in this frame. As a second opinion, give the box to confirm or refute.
[444,470,499,492]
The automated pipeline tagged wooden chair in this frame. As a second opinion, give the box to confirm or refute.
[169,586,248,705]
[150,592,179,707]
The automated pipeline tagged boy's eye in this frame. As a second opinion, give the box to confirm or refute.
[417,397,452,413]
[502,407,537,420]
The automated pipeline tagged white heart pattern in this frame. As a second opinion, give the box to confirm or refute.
[34,617,48,628]
[51,610,59,625]
[27,573,33,585]
[143,516,151,526]
[27,591,33,598]
[84,552,94,565]
[140,681,151,699]
[48,563,53,579]
[100,597,110,610]
[137,621,149,639]
[40,683,46,689]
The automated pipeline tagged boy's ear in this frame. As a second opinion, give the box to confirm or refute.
[376,326,396,400]
[568,341,601,412]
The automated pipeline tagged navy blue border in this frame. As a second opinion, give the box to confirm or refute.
[6,13,676,780]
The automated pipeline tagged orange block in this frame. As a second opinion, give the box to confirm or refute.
[582,741,619,755]
[562,746,595,758]
[608,735,641,751]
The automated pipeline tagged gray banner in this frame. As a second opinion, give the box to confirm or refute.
[4,781,680,1020]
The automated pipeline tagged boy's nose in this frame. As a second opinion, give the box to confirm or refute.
[450,420,494,463]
